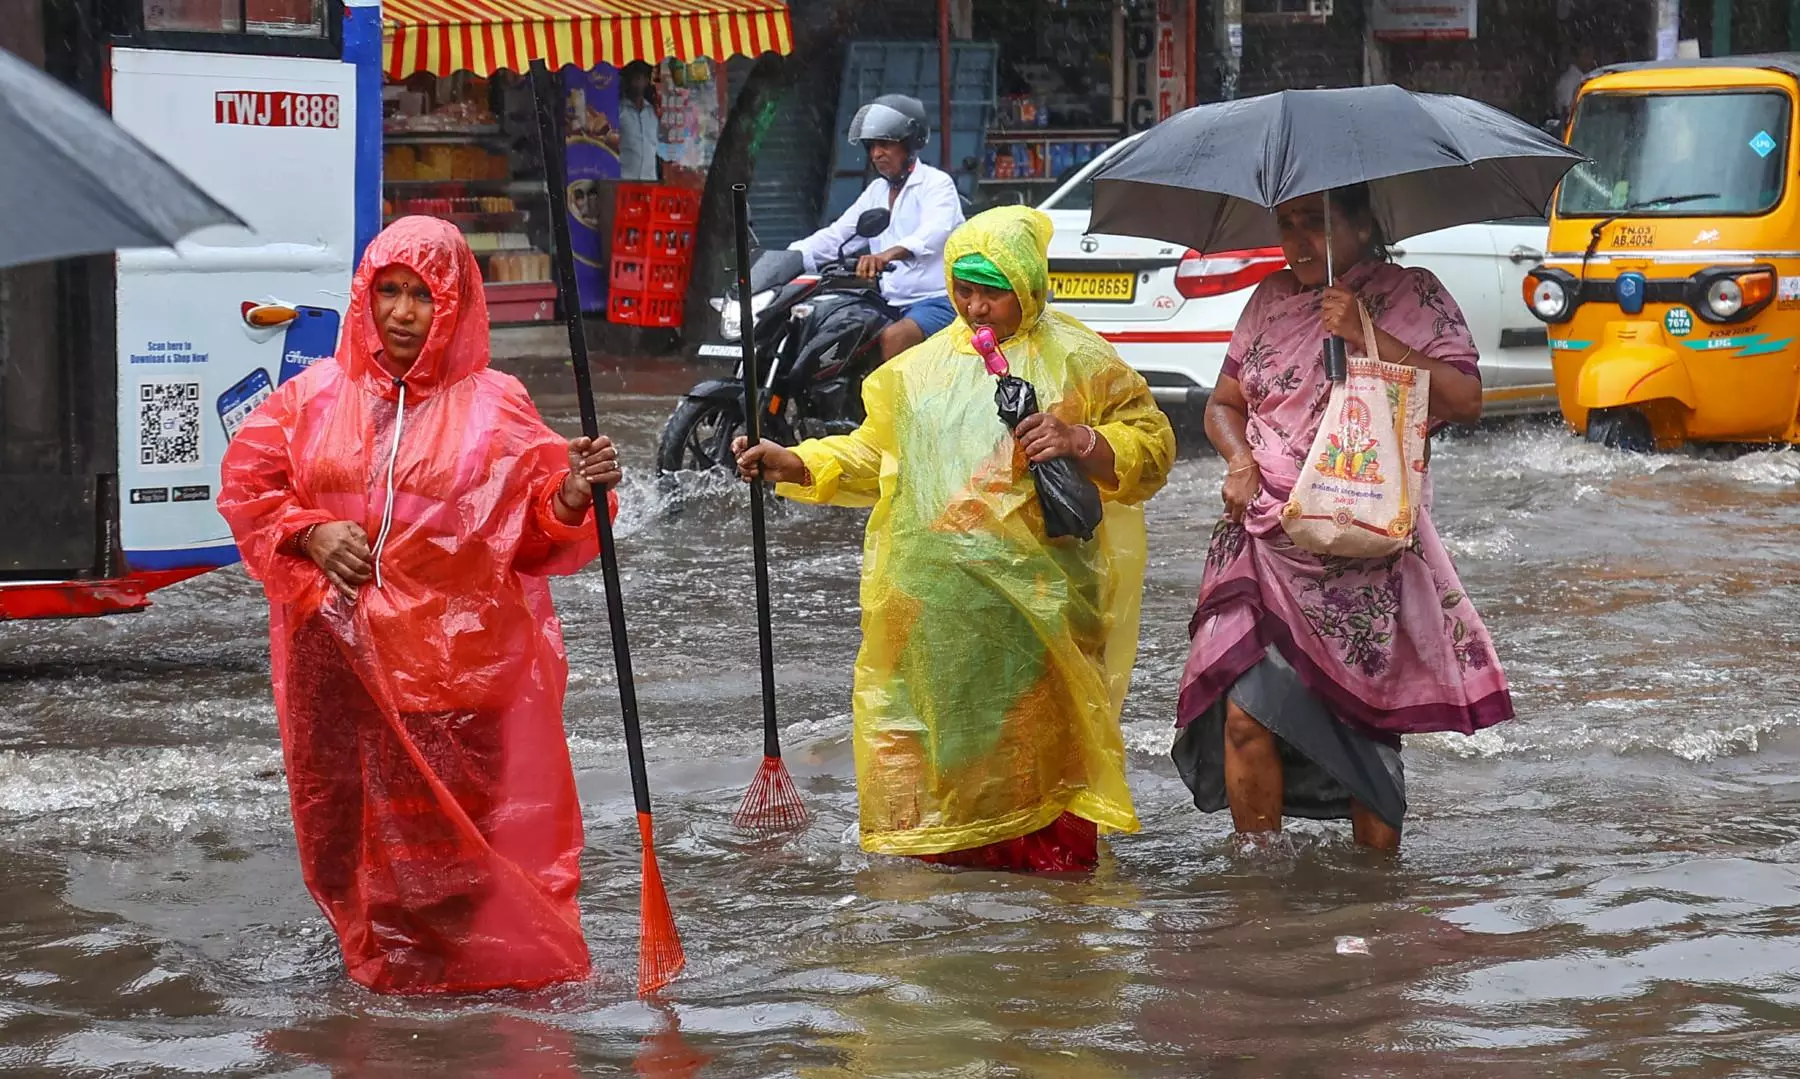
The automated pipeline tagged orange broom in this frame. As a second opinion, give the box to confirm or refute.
[528,61,683,994]
[730,184,808,835]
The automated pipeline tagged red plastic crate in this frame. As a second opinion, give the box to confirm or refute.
[649,225,693,259]
[615,183,657,222]
[607,289,685,327]
[607,290,643,325]
[650,188,701,226]
[637,295,684,327]
[645,257,689,295]
[609,255,647,292]
[612,223,648,257]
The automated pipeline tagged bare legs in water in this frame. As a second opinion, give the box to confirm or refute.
[1221,700,1401,852]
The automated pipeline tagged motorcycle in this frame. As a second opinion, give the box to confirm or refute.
[656,207,898,474]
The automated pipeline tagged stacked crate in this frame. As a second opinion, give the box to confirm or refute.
[608,184,701,327]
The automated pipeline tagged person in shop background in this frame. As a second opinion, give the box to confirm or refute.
[217,217,621,993]
[1555,44,1598,120]
[737,206,1175,871]
[618,60,661,183]
[789,94,965,361]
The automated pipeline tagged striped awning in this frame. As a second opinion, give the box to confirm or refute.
[383,0,793,80]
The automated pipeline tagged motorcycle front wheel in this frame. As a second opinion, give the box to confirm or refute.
[656,397,747,474]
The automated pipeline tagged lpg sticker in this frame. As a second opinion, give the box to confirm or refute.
[1751,130,1779,158]
[1780,276,1800,301]
[1664,308,1693,337]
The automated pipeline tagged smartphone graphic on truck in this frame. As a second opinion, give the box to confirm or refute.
[218,368,273,441]
[278,305,340,385]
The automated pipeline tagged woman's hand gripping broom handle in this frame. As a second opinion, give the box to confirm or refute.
[528,60,683,995]
[731,183,808,834]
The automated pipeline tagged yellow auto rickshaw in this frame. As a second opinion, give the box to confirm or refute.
[1527,55,1800,449]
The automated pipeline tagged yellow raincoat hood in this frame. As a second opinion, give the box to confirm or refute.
[944,204,1055,348]
[778,207,1176,856]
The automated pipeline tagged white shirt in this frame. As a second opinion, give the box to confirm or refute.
[618,100,658,182]
[790,161,965,307]
[1555,65,1585,115]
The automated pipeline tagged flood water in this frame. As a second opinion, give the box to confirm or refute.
[2,379,1799,1077]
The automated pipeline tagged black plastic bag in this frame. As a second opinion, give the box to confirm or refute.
[994,376,1104,541]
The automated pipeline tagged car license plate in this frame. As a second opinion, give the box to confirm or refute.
[1049,272,1136,303]
[697,343,741,360]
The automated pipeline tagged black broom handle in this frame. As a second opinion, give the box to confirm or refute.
[732,184,781,759]
[528,61,653,816]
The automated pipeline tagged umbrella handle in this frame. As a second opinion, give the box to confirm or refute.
[1324,335,1348,383]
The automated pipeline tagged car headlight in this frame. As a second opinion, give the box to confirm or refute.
[1527,275,1569,321]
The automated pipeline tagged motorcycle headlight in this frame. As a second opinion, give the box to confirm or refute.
[1526,275,1569,321]
[719,291,776,342]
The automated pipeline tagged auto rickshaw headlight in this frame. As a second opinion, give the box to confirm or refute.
[1528,275,1570,321]
[1693,267,1776,323]
[1705,277,1745,319]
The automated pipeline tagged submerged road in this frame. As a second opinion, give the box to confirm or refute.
[1,380,1798,1076]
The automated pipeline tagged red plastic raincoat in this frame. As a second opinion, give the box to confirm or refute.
[219,217,607,994]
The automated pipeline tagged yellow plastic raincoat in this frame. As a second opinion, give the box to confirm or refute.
[777,206,1176,855]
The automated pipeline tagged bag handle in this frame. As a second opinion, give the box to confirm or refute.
[1355,300,1381,362]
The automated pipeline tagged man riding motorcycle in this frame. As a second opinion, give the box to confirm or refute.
[788,94,966,361]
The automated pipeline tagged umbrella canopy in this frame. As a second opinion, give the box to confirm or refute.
[1090,84,1583,254]
[0,47,243,271]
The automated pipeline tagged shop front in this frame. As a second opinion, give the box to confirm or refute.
[379,0,791,328]
[955,0,1195,208]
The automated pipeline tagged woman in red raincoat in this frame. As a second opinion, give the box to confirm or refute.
[219,217,618,994]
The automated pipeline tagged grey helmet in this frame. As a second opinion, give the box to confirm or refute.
[846,94,930,152]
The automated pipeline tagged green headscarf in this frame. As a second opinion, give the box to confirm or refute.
[951,252,1012,291]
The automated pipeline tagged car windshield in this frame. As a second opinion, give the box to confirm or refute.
[1558,90,1790,216]
[1043,174,1098,211]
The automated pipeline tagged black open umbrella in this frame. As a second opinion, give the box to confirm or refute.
[0,46,242,271]
[1090,84,1582,255]
[1090,84,1582,379]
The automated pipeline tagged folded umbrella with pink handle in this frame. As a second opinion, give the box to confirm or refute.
[972,326,1103,541]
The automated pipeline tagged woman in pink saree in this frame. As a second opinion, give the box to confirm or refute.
[1175,185,1514,851]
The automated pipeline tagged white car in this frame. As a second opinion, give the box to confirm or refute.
[1039,135,1558,418]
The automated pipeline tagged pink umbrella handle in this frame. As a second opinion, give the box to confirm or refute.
[971,325,1009,376]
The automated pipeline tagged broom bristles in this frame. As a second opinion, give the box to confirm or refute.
[733,754,809,834]
[636,811,685,996]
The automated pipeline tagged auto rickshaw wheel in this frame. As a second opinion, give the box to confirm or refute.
[1584,407,1655,453]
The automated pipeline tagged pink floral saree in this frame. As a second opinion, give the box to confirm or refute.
[1177,260,1514,745]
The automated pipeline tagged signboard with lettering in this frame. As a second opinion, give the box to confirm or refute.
[1154,0,1182,122]
[214,91,341,128]
[1369,0,1477,41]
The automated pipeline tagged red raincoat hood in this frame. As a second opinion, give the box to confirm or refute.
[342,216,491,399]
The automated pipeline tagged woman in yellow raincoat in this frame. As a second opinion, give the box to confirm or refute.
[734,206,1175,870]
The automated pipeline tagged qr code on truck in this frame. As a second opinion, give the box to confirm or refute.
[139,381,202,467]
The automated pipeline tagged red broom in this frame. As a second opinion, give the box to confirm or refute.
[528,61,683,994]
[730,183,808,835]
